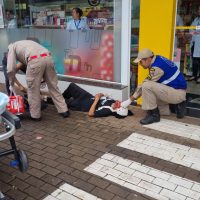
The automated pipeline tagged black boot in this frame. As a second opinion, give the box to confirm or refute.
[60,111,70,118]
[140,107,160,125]
[175,101,186,119]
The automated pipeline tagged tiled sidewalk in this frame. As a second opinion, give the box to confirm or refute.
[0,85,200,200]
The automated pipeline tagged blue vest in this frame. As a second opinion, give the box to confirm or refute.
[151,56,187,89]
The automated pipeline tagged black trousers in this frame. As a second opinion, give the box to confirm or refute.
[62,83,94,112]
[192,57,200,79]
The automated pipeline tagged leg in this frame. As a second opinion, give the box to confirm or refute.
[142,81,186,110]
[140,81,186,124]
[157,102,170,116]
[26,60,44,119]
[43,57,68,114]
[62,83,94,111]
[196,58,200,83]
[192,57,199,80]
[62,83,93,100]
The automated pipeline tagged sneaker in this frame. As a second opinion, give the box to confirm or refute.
[175,101,186,119]
[60,111,70,118]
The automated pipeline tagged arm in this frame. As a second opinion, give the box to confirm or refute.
[88,93,103,117]
[128,67,164,103]
[7,44,17,86]
[14,62,27,93]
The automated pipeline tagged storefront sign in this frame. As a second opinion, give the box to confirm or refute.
[0,4,4,28]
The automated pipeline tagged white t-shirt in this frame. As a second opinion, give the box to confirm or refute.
[66,18,89,30]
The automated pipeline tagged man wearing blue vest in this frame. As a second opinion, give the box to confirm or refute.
[121,48,187,125]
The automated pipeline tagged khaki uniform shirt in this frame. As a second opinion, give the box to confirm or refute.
[7,40,48,85]
[132,56,164,99]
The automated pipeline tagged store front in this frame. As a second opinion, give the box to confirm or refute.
[0,0,131,100]
[133,0,200,117]
[174,0,200,117]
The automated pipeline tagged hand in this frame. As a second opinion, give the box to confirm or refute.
[95,93,104,100]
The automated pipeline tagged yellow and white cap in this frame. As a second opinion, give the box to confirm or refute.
[134,48,154,63]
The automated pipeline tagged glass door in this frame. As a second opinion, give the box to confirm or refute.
[174,0,200,116]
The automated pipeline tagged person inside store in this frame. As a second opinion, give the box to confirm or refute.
[188,5,200,83]
[6,40,70,121]
[174,0,184,49]
[120,48,187,125]
[4,10,17,29]
[66,8,89,30]
[47,83,133,118]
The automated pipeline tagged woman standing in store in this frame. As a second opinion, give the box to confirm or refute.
[66,8,89,30]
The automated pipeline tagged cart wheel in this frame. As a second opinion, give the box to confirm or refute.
[17,150,28,172]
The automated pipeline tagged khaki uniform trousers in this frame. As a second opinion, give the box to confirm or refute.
[141,81,186,112]
[26,56,68,118]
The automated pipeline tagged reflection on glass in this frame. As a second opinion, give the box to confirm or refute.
[63,30,114,81]
[175,0,200,95]
[0,0,121,83]
[130,0,140,93]
[0,29,116,82]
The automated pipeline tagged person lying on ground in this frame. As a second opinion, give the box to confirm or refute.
[47,83,133,118]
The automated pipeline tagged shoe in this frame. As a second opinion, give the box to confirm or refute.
[175,101,186,119]
[29,116,42,121]
[140,108,160,125]
[187,76,195,81]
[60,111,70,118]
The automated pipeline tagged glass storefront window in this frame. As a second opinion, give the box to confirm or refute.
[0,0,123,83]
[130,0,140,93]
[175,0,200,95]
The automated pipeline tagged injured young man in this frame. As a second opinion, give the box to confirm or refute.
[47,83,133,118]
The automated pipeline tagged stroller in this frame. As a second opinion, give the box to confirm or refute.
[0,92,28,200]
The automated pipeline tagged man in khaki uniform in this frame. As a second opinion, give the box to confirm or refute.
[7,40,69,121]
[121,49,187,125]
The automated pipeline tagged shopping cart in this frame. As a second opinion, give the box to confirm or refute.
[0,92,28,200]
